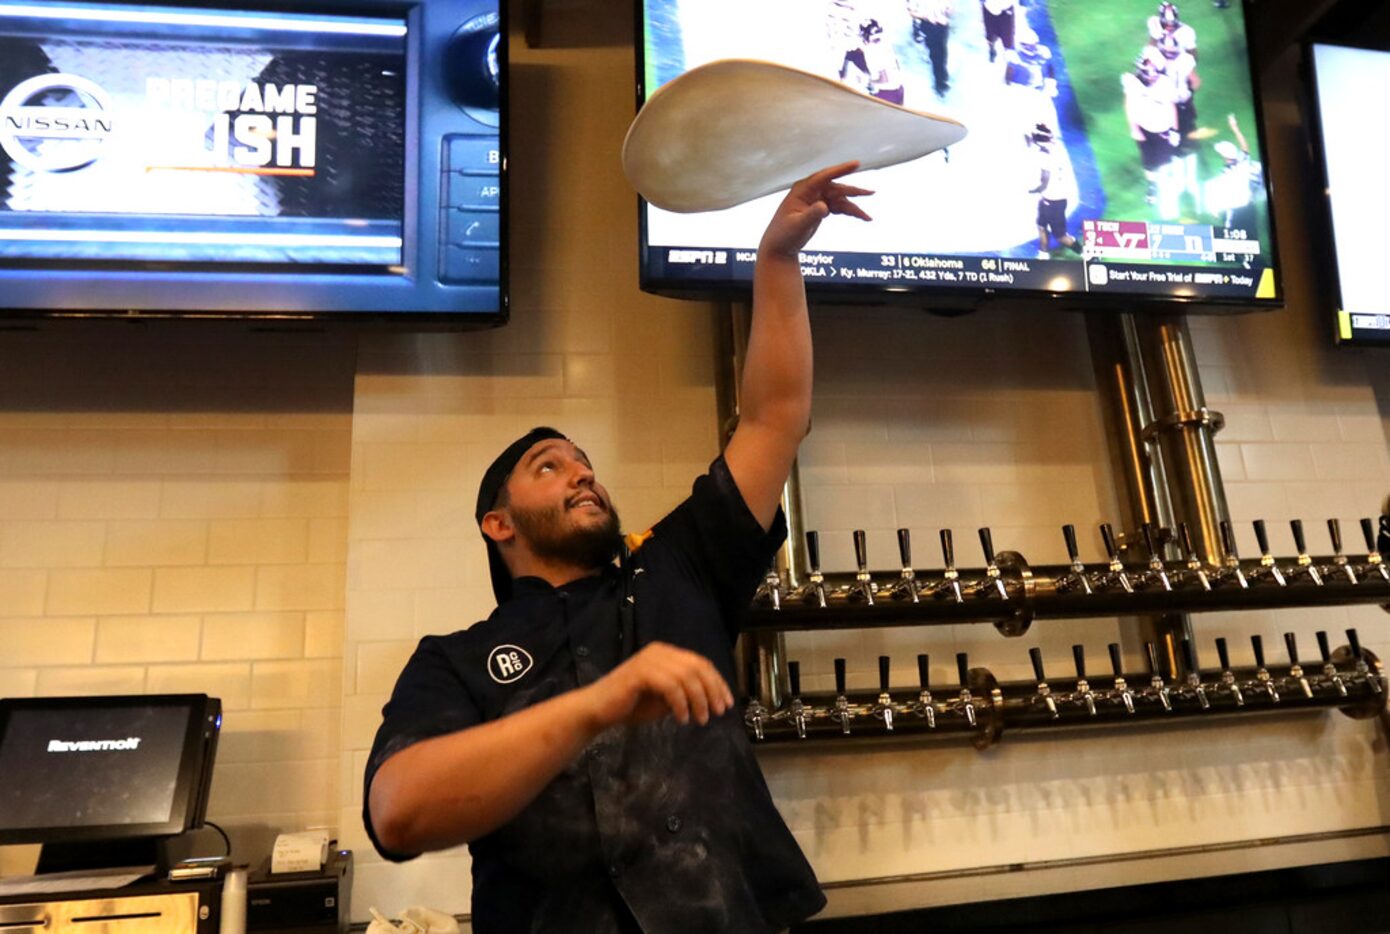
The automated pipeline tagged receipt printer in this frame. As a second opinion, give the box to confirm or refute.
[247,848,352,933]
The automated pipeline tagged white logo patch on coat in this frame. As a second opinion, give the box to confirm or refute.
[487,644,534,684]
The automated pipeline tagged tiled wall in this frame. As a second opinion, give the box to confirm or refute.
[0,328,355,875]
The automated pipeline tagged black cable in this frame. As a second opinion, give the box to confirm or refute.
[204,820,232,859]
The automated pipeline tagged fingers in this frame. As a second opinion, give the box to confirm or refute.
[803,160,861,187]
[632,643,734,727]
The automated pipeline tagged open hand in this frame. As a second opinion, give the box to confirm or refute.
[759,161,873,259]
[585,642,735,729]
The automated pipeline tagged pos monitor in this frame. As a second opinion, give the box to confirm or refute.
[637,0,1281,312]
[0,694,222,870]
[0,0,505,325]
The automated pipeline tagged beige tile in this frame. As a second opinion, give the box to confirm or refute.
[147,662,252,710]
[0,571,46,618]
[153,567,256,613]
[95,615,201,663]
[0,481,59,520]
[160,479,263,519]
[353,641,415,695]
[304,611,345,658]
[58,481,162,520]
[112,429,218,474]
[0,617,96,666]
[0,429,115,474]
[202,612,305,661]
[255,565,345,612]
[0,522,105,569]
[307,517,349,564]
[260,480,348,518]
[104,520,208,566]
[36,665,146,697]
[342,693,390,751]
[251,659,342,709]
[208,518,309,565]
[46,568,152,616]
[0,668,38,698]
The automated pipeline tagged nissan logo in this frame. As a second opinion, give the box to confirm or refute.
[0,73,115,172]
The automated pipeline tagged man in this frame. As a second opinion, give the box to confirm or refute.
[1147,2,1197,60]
[363,163,872,933]
[840,19,906,104]
[1123,53,1180,214]
[1026,123,1081,258]
[908,0,953,98]
[980,0,1016,64]
[1003,24,1059,132]
[1205,113,1262,235]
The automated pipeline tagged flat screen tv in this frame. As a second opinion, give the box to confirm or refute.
[637,0,1280,311]
[0,0,505,324]
[1306,42,1390,345]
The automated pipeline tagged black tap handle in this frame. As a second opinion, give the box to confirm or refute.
[1317,630,1332,664]
[1100,523,1119,560]
[805,530,821,573]
[1251,634,1266,668]
[956,652,970,687]
[1179,522,1197,557]
[1254,519,1271,556]
[1328,518,1344,555]
[1347,628,1364,661]
[1142,522,1160,559]
[1108,642,1124,678]
[897,528,912,568]
[1073,644,1087,680]
[1284,632,1300,666]
[1181,638,1199,676]
[878,655,891,693]
[853,530,868,572]
[1380,516,1390,554]
[1220,520,1240,559]
[1361,518,1376,552]
[1145,641,1161,677]
[1029,647,1046,682]
[917,653,930,690]
[1216,637,1232,671]
[788,661,801,698]
[979,527,996,564]
[940,528,955,568]
[1063,524,1080,562]
[834,658,847,695]
[1291,519,1307,555]
[745,653,761,700]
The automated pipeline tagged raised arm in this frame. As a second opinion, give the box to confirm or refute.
[723,162,872,530]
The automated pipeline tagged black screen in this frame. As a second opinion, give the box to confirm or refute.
[0,704,190,830]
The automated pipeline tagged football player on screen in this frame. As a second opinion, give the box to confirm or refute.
[1026,123,1082,258]
[1204,113,1263,236]
[1147,2,1197,60]
[840,19,906,104]
[1123,54,1181,218]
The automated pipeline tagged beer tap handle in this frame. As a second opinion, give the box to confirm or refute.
[1220,519,1239,558]
[745,652,761,701]
[1073,644,1087,680]
[1346,628,1363,662]
[1063,524,1081,564]
[854,530,869,575]
[1291,519,1308,556]
[878,655,891,694]
[897,528,912,569]
[1361,518,1376,553]
[917,653,930,690]
[956,652,970,688]
[1029,647,1047,683]
[1181,637,1199,676]
[1284,632,1300,667]
[1100,522,1120,562]
[1381,515,1390,553]
[1251,634,1266,669]
[1142,522,1160,560]
[979,527,996,565]
[1254,519,1272,556]
[1108,642,1124,678]
[1329,518,1344,556]
[805,530,821,575]
[1179,521,1197,558]
[1145,641,1161,677]
[1317,630,1332,664]
[788,661,801,698]
[1216,637,1232,671]
[940,528,956,569]
[834,657,847,696]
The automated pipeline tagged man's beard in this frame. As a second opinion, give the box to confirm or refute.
[509,500,623,571]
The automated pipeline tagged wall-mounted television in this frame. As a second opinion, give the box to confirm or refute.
[1305,42,1390,345]
[637,0,1280,312]
[0,0,505,325]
